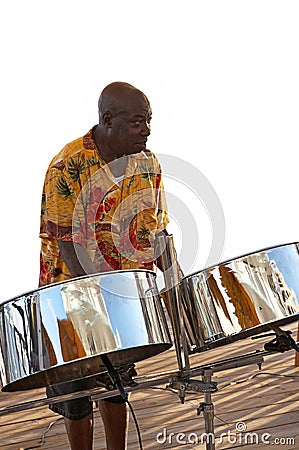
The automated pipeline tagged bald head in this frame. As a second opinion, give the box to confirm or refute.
[98,82,150,123]
[93,82,152,160]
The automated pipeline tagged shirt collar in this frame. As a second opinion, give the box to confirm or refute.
[83,126,97,150]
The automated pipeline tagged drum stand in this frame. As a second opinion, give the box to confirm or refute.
[166,351,267,450]
[158,233,220,449]
[157,234,219,449]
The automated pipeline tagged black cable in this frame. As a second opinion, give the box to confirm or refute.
[218,371,299,390]
[101,354,143,450]
[100,354,128,400]
[22,418,63,450]
[127,398,143,450]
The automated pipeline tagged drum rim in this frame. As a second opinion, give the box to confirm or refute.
[189,313,299,353]
[0,269,156,307]
[183,241,299,280]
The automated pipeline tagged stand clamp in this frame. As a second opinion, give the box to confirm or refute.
[167,373,218,404]
[264,327,299,353]
[167,369,218,450]
[197,401,214,417]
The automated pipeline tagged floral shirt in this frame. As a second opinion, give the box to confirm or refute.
[39,127,169,286]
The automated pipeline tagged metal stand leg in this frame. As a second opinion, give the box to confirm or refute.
[159,235,217,448]
[197,369,216,450]
[168,354,264,450]
[168,367,217,450]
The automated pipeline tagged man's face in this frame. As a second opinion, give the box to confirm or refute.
[108,93,152,158]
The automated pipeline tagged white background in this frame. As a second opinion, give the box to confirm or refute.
[0,0,298,301]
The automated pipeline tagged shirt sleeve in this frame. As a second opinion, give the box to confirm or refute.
[43,158,82,242]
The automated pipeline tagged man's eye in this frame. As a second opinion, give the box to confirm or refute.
[131,120,141,127]
[131,118,151,127]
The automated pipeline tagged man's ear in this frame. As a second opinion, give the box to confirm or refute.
[102,111,113,128]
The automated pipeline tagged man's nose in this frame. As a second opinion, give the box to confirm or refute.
[140,120,151,136]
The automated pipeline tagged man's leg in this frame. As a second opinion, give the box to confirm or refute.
[64,413,93,450]
[98,401,129,450]
[46,378,94,450]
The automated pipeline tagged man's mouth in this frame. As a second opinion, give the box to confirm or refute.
[136,141,147,147]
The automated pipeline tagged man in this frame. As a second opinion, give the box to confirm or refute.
[39,82,169,449]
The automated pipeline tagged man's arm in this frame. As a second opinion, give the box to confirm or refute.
[58,241,97,278]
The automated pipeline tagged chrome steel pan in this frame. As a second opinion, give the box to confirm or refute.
[0,270,171,391]
[181,243,299,352]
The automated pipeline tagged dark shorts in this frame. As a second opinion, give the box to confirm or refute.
[46,374,125,421]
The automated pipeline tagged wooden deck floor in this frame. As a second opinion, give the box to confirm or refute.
[1,324,298,450]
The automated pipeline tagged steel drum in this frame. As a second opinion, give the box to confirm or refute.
[0,270,172,392]
[181,243,299,352]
